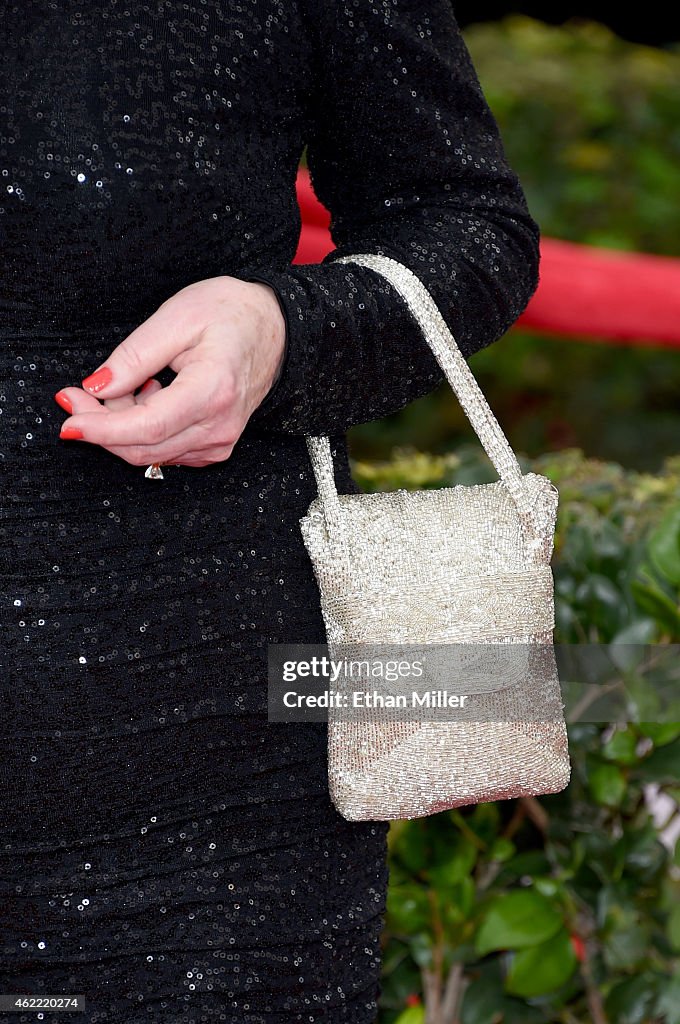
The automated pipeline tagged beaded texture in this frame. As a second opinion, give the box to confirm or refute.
[1,1,541,1021]
[301,255,570,821]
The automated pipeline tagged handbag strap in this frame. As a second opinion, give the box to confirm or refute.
[305,253,541,540]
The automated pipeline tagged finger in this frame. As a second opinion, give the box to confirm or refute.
[170,445,236,467]
[55,384,146,421]
[170,458,216,468]
[135,378,162,404]
[59,370,211,448]
[79,296,201,399]
[53,386,107,416]
[104,393,137,412]
[95,430,236,467]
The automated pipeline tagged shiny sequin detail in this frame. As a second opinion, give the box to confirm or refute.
[300,255,570,821]
[1,0,541,1019]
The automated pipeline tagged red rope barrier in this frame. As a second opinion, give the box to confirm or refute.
[294,168,680,347]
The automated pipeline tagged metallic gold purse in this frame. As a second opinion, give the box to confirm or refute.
[300,253,571,821]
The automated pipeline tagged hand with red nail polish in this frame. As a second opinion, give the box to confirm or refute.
[54,276,285,467]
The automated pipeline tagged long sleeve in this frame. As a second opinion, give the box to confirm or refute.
[244,0,541,435]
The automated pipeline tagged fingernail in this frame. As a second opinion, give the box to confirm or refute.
[60,426,84,440]
[82,366,113,393]
[139,378,155,393]
[54,390,73,413]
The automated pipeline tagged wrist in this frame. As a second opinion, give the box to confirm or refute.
[247,280,286,386]
[240,274,291,417]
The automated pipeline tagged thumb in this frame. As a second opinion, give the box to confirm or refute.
[81,301,193,398]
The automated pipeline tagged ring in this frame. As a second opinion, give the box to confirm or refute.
[145,462,165,479]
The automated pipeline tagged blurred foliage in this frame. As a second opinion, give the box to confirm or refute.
[349,332,680,476]
[348,18,680,472]
[348,445,680,1023]
[464,16,680,254]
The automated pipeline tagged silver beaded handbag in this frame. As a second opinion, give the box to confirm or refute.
[300,253,571,821]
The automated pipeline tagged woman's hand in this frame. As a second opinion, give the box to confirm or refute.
[53,276,286,468]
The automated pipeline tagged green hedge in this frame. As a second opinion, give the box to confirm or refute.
[464,16,680,255]
[348,445,680,1024]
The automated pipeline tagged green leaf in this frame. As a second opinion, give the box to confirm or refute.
[630,577,680,637]
[474,889,562,955]
[407,931,434,969]
[533,875,560,898]
[386,885,431,933]
[667,902,680,953]
[505,928,577,997]
[460,968,545,1024]
[441,877,476,927]
[637,721,680,746]
[622,672,662,722]
[647,506,680,586]
[605,973,662,1024]
[576,573,627,634]
[499,1002,546,1024]
[467,802,502,845]
[610,617,658,654]
[603,922,649,970]
[602,727,638,764]
[460,976,504,1024]
[617,824,668,882]
[488,837,516,863]
[391,821,430,873]
[655,977,680,1024]
[393,1007,425,1024]
[587,760,627,806]
[636,737,680,783]
[427,836,478,888]
[495,851,551,883]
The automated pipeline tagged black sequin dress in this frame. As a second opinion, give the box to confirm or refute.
[0,2,540,1021]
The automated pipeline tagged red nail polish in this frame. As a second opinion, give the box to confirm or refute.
[139,378,155,393]
[54,390,73,413]
[60,426,84,440]
[82,366,113,393]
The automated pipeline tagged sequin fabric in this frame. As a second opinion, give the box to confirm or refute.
[0,1,540,1021]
